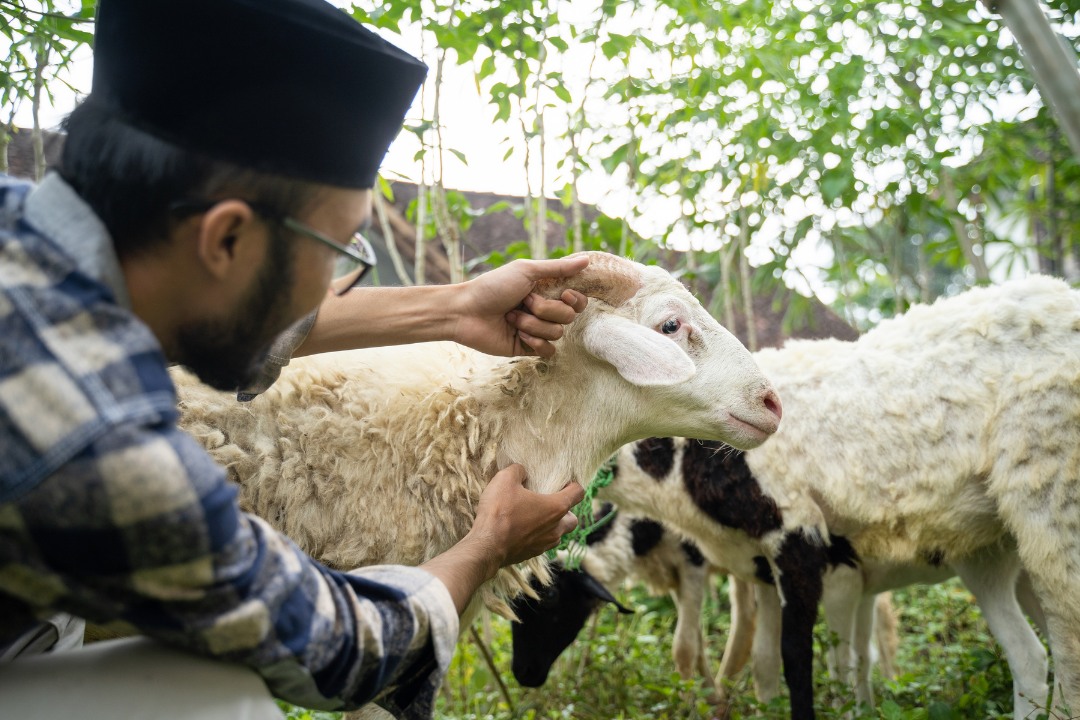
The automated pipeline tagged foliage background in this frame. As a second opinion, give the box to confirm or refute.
[278,577,1024,720]
[3,0,1079,326]
[2,0,1075,717]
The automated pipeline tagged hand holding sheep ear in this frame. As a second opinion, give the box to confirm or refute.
[290,255,591,359]
[450,256,592,357]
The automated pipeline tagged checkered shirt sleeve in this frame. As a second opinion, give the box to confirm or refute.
[0,419,458,716]
[0,174,458,718]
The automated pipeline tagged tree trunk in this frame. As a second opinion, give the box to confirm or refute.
[1046,150,1062,276]
[684,246,698,299]
[374,193,412,286]
[716,243,737,336]
[532,22,549,260]
[414,185,428,285]
[0,126,10,175]
[738,209,757,352]
[570,139,584,254]
[520,107,538,259]
[32,45,49,182]
[940,170,990,283]
[431,49,463,283]
[619,138,636,258]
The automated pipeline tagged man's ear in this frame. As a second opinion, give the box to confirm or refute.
[194,200,260,281]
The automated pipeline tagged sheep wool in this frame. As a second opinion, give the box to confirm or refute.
[745,274,1080,716]
[173,251,783,620]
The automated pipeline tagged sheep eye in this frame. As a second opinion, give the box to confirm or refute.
[661,319,681,335]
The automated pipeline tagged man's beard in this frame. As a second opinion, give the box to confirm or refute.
[175,229,297,391]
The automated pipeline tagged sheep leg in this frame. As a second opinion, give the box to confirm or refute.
[988,383,1080,718]
[774,535,827,720]
[1014,570,1048,639]
[1018,570,1076,718]
[715,575,757,688]
[713,574,757,717]
[777,581,819,720]
[821,564,863,692]
[752,583,783,703]
[872,592,899,682]
[953,550,1049,720]
[670,563,711,690]
[1010,569,1063,707]
[851,593,878,708]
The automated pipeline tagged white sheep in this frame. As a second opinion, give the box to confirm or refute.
[603,274,1079,719]
[172,251,782,621]
[748,274,1078,717]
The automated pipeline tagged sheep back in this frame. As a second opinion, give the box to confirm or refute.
[174,341,553,617]
[748,275,1080,565]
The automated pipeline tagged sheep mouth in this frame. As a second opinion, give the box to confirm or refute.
[725,412,777,446]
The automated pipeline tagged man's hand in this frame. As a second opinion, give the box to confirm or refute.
[452,256,590,358]
[467,464,584,568]
[419,465,584,614]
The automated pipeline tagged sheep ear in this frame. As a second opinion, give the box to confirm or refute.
[580,573,634,614]
[582,314,696,387]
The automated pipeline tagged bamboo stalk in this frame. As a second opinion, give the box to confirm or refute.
[373,192,413,286]
[737,209,757,352]
[469,625,514,714]
[31,44,48,182]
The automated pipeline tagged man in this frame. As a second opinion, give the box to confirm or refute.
[0,0,587,717]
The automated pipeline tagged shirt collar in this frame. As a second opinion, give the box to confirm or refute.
[23,172,133,310]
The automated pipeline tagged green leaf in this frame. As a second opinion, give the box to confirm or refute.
[448,148,468,166]
[927,701,954,720]
[880,699,904,720]
[551,83,572,103]
[820,168,851,205]
[376,175,394,202]
[477,54,496,81]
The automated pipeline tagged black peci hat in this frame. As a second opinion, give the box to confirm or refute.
[92,0,427,188]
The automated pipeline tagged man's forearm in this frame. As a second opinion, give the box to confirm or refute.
[294,285,462,357]
[418,536,502,616]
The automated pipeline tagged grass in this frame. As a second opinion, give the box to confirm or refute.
[281,577,1048,720]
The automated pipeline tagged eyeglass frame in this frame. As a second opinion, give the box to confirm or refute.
[169,199,377,295]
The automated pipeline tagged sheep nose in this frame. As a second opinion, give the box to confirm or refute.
[762,388,783,423]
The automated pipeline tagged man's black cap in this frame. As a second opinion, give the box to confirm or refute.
[92,0,427,188]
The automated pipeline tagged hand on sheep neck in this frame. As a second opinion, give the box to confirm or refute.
[420,464,584,614]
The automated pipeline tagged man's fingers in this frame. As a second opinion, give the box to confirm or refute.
[512,311,565,342]
[521,293,579,324]
[497,463,528,486]
[518,331,556,359]
[520,255,590,280]
[561,289,589,313]
[557,481,585,508]
[556,511,580,537]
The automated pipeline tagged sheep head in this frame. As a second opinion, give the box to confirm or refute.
[536,251,782,451]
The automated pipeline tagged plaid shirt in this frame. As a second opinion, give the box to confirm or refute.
[0,174,458,717]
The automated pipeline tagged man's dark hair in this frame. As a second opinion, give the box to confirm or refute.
[59,98,324,260]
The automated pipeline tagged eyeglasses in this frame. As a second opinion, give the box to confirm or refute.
[170,200,377,296]
[279,216,376,295]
